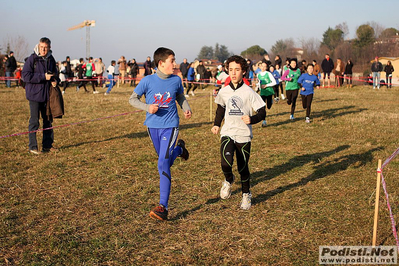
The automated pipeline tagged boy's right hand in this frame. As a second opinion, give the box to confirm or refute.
[211,126,219,135]
[148,104,159,114]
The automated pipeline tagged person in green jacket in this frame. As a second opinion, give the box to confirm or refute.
[257,62,276,127]
[281,58,301,120]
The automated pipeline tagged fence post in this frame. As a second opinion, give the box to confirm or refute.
[372,159,382,246]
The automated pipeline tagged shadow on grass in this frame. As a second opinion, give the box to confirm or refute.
[172,145,382,220]
[268,105,367,127]
[61,121,212,149]
[251,146,382,205]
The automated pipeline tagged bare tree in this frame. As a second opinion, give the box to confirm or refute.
[367,21,385,39]
[336,22,350,40]
[298,37,320,61]
[3,35,29,62]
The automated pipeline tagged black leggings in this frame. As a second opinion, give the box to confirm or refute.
[273,84,280,98]
[279,82,284,94]
[261,95,273,109]
[220,136,251,193]
[286,89,299,115]
[301,94,313,118]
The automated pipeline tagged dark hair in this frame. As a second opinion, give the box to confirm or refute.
[111,60,116,65]
[225,55,248,74]
[39,37,51,46]
[79,58,84,63]
[313,60,317,63]
[89,57,93,60]
[307,63,314,69]
[99,57,102,60]
[66,56,70,59]
[153,47,175,68]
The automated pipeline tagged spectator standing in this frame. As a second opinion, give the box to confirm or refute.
[384,60,394,89]
[196,60,207,89]
[371,56,383,90]
[261,54,272,69]
[179,58,189,89]
[144,56,153,76]
[65,56,73,79]
[5,51,17,88]
[321,54,334,88]
[333,58,345,87]
[274,55,282,69]
[312,60,321,79]
[94,57,105,86]
[118,56,127,84]
[344,59,354,88]
[22,37,59,154]
[129,58,139,87]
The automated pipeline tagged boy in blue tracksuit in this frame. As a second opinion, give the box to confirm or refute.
[129,47,192,221]
[297,64,320,123]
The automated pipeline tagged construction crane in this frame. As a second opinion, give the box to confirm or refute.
[68,20,96,59]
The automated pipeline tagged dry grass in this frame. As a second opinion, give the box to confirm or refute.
[0,83,399,265]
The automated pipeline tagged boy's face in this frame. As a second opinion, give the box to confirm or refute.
[159,54,175,75]
[307,65,314,75]
[228,61,244,85]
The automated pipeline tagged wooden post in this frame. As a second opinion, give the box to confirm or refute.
[372,159,382,246]
[210,91,213,122]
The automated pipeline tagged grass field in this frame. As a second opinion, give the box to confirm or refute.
[0,83,398,265]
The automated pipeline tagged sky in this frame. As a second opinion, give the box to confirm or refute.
[1,0,399,65]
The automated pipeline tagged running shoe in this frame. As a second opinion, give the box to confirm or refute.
[149,205,168,221]
[220,175,235,199]
[261,120,267,127]
[177,139,189,160]
[240,192,252,210]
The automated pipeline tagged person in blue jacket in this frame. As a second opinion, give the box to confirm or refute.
[297,64,320,123]
[22,37,59,154]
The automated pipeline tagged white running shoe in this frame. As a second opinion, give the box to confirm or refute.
[184,94,189,98]
[220,176,235,199]
[240,192,252,210]
[93,91,99,94]
[281,94,286,100]
[305,117,311,123]
[190,91,195,96]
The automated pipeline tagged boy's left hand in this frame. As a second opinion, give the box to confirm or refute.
[241,115,250,124]
[184,110,192,119]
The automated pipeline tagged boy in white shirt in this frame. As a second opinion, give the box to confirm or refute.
[211,55,266,210]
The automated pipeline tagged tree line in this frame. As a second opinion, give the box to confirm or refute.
[198,22,399,75]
